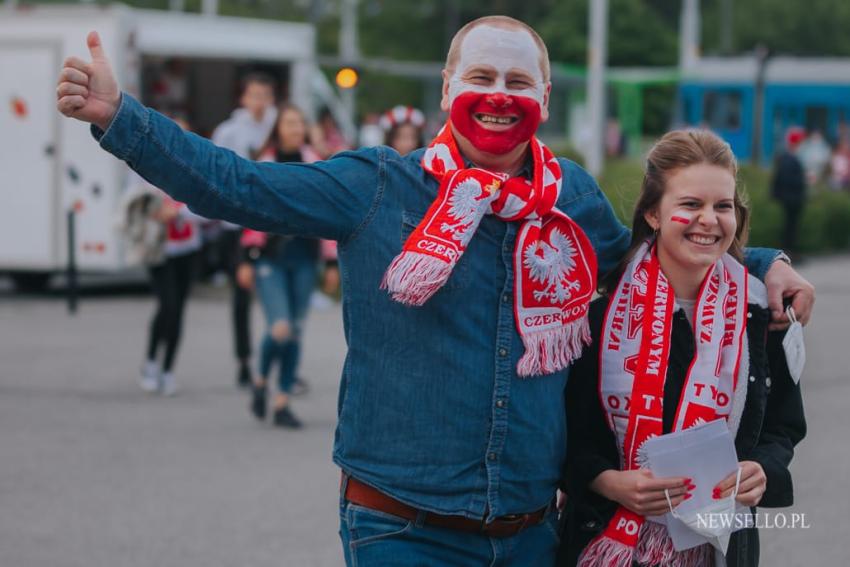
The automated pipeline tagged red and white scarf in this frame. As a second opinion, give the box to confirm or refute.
[381,122,597,377]
[579,240,748,567]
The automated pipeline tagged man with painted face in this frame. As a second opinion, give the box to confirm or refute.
[57,16,814,565]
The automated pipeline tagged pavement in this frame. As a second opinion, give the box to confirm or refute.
[1,255,848,567]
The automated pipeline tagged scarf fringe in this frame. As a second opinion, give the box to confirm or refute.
[516,316,590,377]
[381,251,453,306]
[580,526,713,567]
[636,521,677,565]
[578,535,634,567]
[635,522,714,567]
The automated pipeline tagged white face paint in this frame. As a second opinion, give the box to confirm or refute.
[447,25,546,105]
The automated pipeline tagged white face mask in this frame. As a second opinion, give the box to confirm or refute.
[782,306,806,384]
[666,467,741,554]
[447,25,546,106]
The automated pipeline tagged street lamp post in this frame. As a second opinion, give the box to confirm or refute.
[752,44,771,166]
[586,0,609,176]
[339,0,360,137]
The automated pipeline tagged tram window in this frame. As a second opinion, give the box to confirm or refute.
[681,96,695,125]
[805,106,828,136]
[703,91,742,130]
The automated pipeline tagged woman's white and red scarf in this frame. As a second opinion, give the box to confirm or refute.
[381,122,597,377]
[578,240,748,567]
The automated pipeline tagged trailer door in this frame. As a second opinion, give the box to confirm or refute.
[0,42,59,270]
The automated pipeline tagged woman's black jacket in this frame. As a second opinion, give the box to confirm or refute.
[558,284,806,567]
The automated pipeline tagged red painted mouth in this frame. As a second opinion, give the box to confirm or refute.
[450,91,541,155]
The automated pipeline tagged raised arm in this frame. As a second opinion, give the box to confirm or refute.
[57,32,379,242]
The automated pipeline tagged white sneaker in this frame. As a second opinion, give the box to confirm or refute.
[161,372,178,397]
[139,361,160,393]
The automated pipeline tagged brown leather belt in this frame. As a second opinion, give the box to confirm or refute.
[343,475,549,538]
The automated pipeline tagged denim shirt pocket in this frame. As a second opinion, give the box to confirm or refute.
[400,210,470,290]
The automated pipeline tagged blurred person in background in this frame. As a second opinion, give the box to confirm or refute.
[604,117,625,157]
[211,73,277,388]
[380,105,425,156]
[132,116,205,396]
[829,137,850,191]
[797,129,831,185]
[149,58,188,114]
[358,111,385,148]
[771,127,807,258]
[311,107,350,158]
[237,103,337,428]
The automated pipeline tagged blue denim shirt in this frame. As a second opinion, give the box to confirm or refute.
[94,94,777,520]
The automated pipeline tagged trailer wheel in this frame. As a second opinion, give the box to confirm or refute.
[11,272,51,293]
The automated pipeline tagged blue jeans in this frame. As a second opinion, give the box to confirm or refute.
[254,258,317,393]
[338,476,560,567]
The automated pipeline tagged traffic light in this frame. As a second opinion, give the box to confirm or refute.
[335,66,359,89]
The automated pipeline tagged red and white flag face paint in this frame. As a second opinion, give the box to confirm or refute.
[446,25,546,155]
[670,210,693,225]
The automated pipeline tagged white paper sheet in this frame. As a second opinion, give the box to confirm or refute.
[643,419,744,551]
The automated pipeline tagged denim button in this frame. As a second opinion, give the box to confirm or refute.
[502,294,510,303]
[488,452,497,461]
[749,375,756,383]
[496,399,506,408]
[765,377,772,388]
[747,311,753,319]
[498,348,508,357]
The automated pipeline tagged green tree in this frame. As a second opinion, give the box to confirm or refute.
[702,0,850,57]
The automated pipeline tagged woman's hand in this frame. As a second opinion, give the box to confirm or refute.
[591,469,693,517]
[714,461,766,507]
[236,262,255,291]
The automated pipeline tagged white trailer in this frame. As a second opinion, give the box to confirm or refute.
[0,4,317,289]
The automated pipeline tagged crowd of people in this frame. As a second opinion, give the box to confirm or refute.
[119,70,430,426]
[770,125,850,259]
[59,15,813,566]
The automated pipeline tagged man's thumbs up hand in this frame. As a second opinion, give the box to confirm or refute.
[57,32,120,130]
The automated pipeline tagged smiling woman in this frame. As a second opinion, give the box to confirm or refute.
[647,162,738,300]
[560,129,807,567]
[601,130,750,296]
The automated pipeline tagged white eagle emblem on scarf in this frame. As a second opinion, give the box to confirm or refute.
[440,178,489,246]
[523,228,579,302]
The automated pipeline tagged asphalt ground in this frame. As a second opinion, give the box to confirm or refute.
[1,255,847,567]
